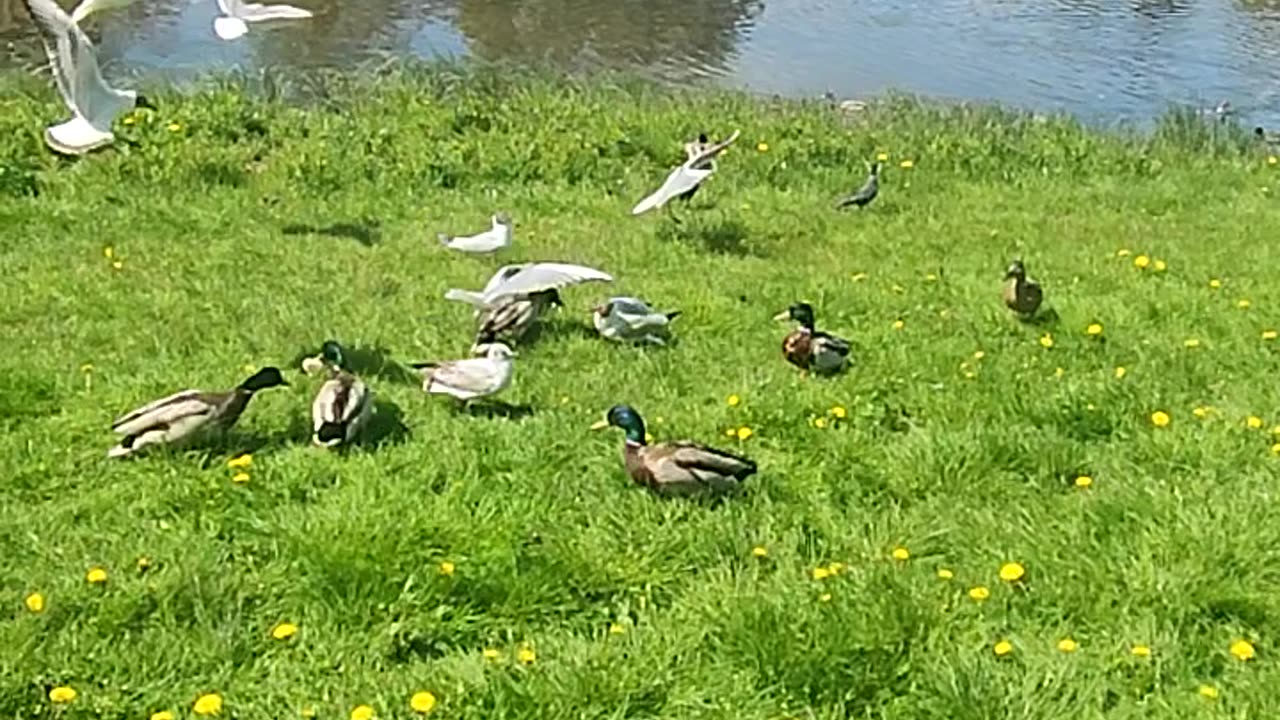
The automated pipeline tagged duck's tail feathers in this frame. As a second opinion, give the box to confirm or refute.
[106,444,132,458]
[665,310,683,322]
[437,233,453,246]
[314,422,346,445]
[407,361,439,371]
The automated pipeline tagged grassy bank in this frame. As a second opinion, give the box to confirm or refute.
[2,64,1280,719]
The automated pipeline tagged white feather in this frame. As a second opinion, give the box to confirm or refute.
[214,0,312,40]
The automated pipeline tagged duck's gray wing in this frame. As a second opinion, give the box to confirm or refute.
[111,390,219,436]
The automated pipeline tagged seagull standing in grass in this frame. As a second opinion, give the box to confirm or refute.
[213,0,313,41]
[632,130,740,217]
[411,343,515,403]
[438,213,513,255]
[835,162,880,209]
[23,0,155,155]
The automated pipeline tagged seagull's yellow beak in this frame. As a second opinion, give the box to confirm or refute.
[590,419,610,431]
[772,310,791,322]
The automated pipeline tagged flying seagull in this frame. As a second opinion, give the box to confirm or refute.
[835,162,880,209]
[632,130,741,216]
[214,0,314,41]
[23,0,155,155]
[438,213,513,254]
[444,262,613,308]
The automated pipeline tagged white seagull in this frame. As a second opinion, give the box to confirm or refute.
[214,0,314,41]
[631,130,740,216]
[444,262,613,308]
[593,297,682,346]
[23,0,155,155]
[411,343,515,402]
[438,213,513,254]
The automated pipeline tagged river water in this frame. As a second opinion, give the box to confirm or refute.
[2,0,1279,128]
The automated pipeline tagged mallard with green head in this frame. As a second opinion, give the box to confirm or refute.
[1002,260,1043,319]
[773,302,851,375]
[107,366,288,458]
[591,404,757,496]
[304,340,373,448]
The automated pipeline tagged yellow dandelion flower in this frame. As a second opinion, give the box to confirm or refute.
[936,568,954,580]
[1272,443,1280,455]
[482,648,500,661]
[724,428,736,437]
[1074,475,1093,489]
[439,561,455,576]
[1193,406,1210,419]
[827,561,847,574]
[1153,259,1167,272]
[1131,644,1151,657]
[1183,338,1201,348]
[1247,416,1264,430]
[1039,334,1054,349]
[993,640,1013,656]
[227,454,252,469]
[1134,254,1150,269]
[410,691,436,714]
[899,159,915,169]
[737,426,754,441]
[812,566,832,581]
[136,556,152,572]
[1230,639,1256,661]
[1086,323,1103,336]
[302,707,317,719]
[1264,330,1278,341]
[609,623,626,635]
[231,472,250,484]
[49,686,76,704]
[560,396,570,405]
[111,260,124,270]
[1272,425,1280,437]
[167,122,183,132]
[892,319,905,330]
[1057,638,1078,653]
[1111,366,1126,380]
[876,152,889,161]
[726,394,741,407]
[25,592,45,613]
[892,547,910,561]
[1238,299,1252,309]
[151,712,175,720]
[999,562,1025,582]
[968,586,990,601]
[1054,367,1065,379]
[1150,411,1171,428]
[1209,278,1222,289]
[123,115,136,125]
[86,567,107,584]
[103,246,114,259]
[1199,685,1219,700]
[1116,248,1131,257]
[517,646,536,665]
[350,705,375,720]
[973,350,985,360]
[817,592,832,603]
[193,693,223,716]
[756,142,769,152]
[926,273,937,282]
[752,545,768,558]
[830,405,847,419]
[812,417,827,429]
[1270,155,1279,165]
[272,622,298,640]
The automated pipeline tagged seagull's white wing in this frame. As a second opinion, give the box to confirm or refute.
[484,262,613,303]
[239,2,313,21]
[217,0,240,14]
[24,0,80,113]
[631,165,714,215]
[482,264,528,296]
[69,0,137,23]
[25,0,131,131]
[443,288,487,306]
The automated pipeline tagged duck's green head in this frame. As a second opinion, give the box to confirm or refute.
[320,340,346,370]
[240,366,288,392]
[774,302,816,330]
[592,404,647,444]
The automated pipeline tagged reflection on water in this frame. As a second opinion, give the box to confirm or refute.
[2,0,1280,127]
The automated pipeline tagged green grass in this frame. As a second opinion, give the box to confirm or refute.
[2,63,1280,719]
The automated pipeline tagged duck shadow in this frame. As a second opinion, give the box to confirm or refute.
[356,397,411,449]
[1020,307,1061,327]
[286,343,420,386]
[282,219,382,247]
[460,400,536,421]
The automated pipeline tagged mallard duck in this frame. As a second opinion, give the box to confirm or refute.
[593,297,681,345]
[305,341,373,448]
[438,212,512,254]
[411,342,515,403]
[106,366,287,458]
[474,289,563,350]
[773,302,851,375]
[835,162,880,209]
[632,130,741,216]
[1002,260,1043,319]
[591,404,756,496]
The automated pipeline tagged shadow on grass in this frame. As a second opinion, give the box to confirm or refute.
[357,397,411,449]
[287,343,420,386]
[461,400,536,420]
[282,219,382,247]
[655,214,761,257]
